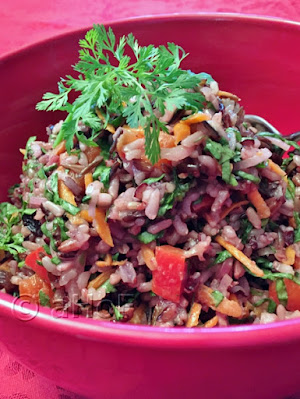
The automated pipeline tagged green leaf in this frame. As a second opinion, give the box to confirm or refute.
[143,174,165,185]
[41,223,57,251]
[205,138,222,160]
[36,25,209,163]
[255,257,273,269]
[137,231,163,244]
[23,208,36,216]
[256,161,268,169]
[53,218,69,241]
[37,167,47,180]
[112,253,120,261]
[100,279,117,293]
[276,279,288,307]
[24,136,37,160]
[214,250,232,264]
[51,256,61,265]
[43,244,51,255]
[97,137,110,160]
[76,131,98,148]
[111,303,123,321]
[240,219,253,244]
[205,139,238,186]
[221,161,232,184]
[235,170,261,184]
[82,195,91,203]
[286,178,295,200]
[50,172,60,204]
[211,290,224,307]
[92,163,111,188]
[39,291,51,307]
[158,175,191,217]
[294,212,300,243]
[43,164,58,173]
[60,200,80,215]
[267,299,277,313]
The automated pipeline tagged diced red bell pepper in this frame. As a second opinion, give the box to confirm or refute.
[25,247,50,284]
[269,279,300,311]
[152,245,186,303]
[19,274,53,305]
[192,195,214,214]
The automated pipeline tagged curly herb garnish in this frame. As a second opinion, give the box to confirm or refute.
[36,24,210,164]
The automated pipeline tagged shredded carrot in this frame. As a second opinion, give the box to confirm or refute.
[220,200,249,220]
[53,140,66,156]
[203,315,219,328]
[181,112,211,126]
[140,245,157,271]
[68,214,85,225]
[285,246,296,266]
[116,126,144,159]
[268,159,288,183]
[247,188,271,219]
[217,90,241,102]
[81,209,113,247]
[84,173,93,190]
[95,261,111,268]
[215,235,264,277]
[197,284,243,318]
[80,209,93,223]
[94,208,114,247]
[88,271,112,289]
[173,122,191,144]
[58,180,77,206]
[159,131,176,148]
[19,148,26,156]
[186,302,202,327]
[289,216,297,229]
[95,254,126,268]
[96,260,126,267]
[95,108,115,134]
[294,257,300,270]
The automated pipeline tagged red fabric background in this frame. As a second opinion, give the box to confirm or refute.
[2,0,300,55]
[1,1,300,398]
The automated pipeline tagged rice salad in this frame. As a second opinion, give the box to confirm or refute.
[1,25,300,327]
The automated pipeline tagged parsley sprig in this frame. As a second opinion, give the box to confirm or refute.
[0,202,35,257]
[36,24,209,164]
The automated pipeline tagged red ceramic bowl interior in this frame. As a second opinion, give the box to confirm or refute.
[1,14,300,399]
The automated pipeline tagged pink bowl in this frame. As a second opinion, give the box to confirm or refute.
[1,14,300,399]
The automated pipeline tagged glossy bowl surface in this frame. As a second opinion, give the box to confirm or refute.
[1,13,300,399]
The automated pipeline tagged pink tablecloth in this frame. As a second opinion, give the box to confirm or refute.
[1,1,300,398]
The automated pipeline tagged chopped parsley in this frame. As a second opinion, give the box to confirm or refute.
[92,163,111,188]
[39,291,51,307]
[143,174,165,185]
[137,231,163,244]
[276,279,288,307]
[211,290,224,307]
[204,138,239,186]
[214,250,232,264]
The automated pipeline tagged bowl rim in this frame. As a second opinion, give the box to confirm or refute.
[1,12,300,348]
